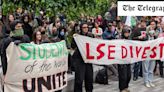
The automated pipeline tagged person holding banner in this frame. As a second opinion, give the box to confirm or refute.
[131,19,148,81]
[142,21,157,88]
[102,22,118,77]
[71,23,94,92]
[0,20,30,91]
[1,19,30,74]
[155,21,164,78]
[118,27,131,92]
[31,29,62,92]
[102,22,115,40]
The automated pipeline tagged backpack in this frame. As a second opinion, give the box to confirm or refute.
[95,67,108,85]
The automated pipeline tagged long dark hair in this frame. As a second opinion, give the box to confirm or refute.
[4,14,15,34]
[22,14,30,23]
[80,22,88,35]
[149,20,157,30]
[32,28,42,44]
[7,14,15,23]
[122,27,131,39]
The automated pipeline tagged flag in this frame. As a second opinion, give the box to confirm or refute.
[125,16,136,27]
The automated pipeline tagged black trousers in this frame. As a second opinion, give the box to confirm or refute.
[133,61,142,79]
[74,59,93,92]
[155,60,163,76]
[118,64,131,91]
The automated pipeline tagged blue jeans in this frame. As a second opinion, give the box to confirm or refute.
[142,60,155,83]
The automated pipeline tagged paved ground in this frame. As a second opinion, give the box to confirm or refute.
[93,76,164,92]
[64,65,164,92]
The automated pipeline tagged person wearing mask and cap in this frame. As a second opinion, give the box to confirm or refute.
[118,27,131,92]
[58,27,67,41]
[1,19,30,77]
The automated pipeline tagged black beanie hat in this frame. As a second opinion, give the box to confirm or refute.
[10,19,22,31]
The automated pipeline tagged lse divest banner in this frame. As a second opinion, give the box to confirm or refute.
[74,34,164,65]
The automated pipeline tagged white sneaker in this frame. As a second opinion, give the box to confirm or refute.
[145,83,151,88]
[149,82,155,87]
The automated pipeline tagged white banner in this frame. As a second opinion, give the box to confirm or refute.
[4,41,68,92]
[74,34,164,65]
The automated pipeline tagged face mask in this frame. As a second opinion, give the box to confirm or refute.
[149,30,155,35]
[0,15,2,19]
[12,29,24,37]
[60,31,65,36]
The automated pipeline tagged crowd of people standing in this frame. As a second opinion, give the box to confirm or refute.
[0,3,163,92]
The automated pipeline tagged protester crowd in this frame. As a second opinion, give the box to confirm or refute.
[0,3,163,92]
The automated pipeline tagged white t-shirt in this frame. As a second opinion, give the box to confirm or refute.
[92,27,103,36]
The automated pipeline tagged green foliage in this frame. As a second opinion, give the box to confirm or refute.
[2,0,116,20]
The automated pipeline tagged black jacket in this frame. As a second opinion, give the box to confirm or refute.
[1,35,30,75]
[131,28,148,41]
[71,32,93,60]
[23,23,33,41]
